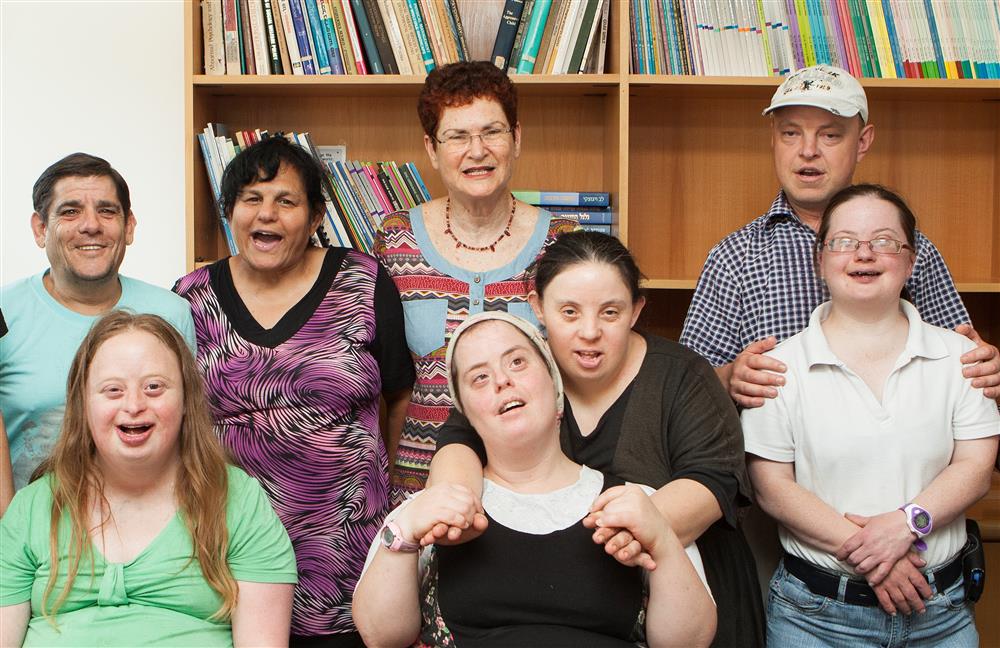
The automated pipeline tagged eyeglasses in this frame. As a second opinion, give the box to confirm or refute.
[434,127,513,151]
[822,237,914,254]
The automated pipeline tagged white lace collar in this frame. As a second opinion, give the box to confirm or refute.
[482,465,605,535]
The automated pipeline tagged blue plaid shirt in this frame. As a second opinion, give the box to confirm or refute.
[680,191,970,367]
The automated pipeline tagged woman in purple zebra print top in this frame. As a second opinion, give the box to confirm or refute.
[174,137,415,647]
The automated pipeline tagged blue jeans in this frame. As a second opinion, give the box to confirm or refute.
[767,559,977,648]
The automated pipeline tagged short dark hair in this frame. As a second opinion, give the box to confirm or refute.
[534,231,645,304]
[219,136,328,219]
[418,61,518,141]
[32,153,131,224]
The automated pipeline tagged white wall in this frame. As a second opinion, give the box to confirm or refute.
[1,1,185,290]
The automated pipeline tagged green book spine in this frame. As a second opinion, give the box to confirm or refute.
[516,0,554,73]
[858,0,882,76]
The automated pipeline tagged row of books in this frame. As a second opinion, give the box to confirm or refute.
[491,0,611,74]
[201,0,469,76]
[631,0,1000,79]
[197,123,430,255]
[513,190,615,235]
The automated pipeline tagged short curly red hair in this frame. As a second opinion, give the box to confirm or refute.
[418,62,518,142]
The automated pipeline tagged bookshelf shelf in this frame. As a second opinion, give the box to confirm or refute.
[185,1,999,343]
[185,3,999,636]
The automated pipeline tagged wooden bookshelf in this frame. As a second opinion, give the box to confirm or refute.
[185,7,1000,627]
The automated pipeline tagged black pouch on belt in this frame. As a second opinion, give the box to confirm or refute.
[961,519,986,603]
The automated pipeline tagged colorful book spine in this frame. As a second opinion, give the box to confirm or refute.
[339,0,369,73]
[361,0,398,73]
[543,207,614,223]
[508,0,536,72]
[445,0,471,62]
[351,0,383,73]
[304,0,333,73]
[379,0,412,74]
[261,0,284,73]
[287,0,317,73]
[406,163,432,201]
[512,190,610,207]
[517,0,554,73]
[316,0,346,74]
[567,0,601,74]
[276,0,305,74]
[493,0,528,69]
[203,0,227,74]
[921,0,946,77]
[405,0,436,71]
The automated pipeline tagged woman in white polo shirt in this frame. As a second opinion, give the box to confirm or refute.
[742,183,998,648]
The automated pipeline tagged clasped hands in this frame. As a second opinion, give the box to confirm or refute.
[408,483,670,572]
[836,509,931,616]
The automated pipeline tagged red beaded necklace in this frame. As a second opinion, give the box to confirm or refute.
[444,194,516,252]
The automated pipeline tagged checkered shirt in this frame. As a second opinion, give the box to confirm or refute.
[679,191,970,367]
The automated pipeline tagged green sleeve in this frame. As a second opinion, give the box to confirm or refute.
[225,467,298,584]
[0,481,48,606]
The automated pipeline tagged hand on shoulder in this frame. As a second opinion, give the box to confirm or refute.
[954,324,1000,400]
[723,337,787,408]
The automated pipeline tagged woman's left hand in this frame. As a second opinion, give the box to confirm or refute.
[584,484,673,571]
[835,510,915,584]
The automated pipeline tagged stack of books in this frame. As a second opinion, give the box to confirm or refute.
[198,123,430,256]
[200,0,469,75]
[492,0,612,74]
[631,0,1000,79]
[513,190,614,235]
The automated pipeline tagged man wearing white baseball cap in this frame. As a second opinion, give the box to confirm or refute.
[680,64,998,409]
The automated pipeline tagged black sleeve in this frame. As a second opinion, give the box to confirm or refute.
[372,262,416,394]
[0,308,6,338]
[435,408,487,465]
[665,355,751,528]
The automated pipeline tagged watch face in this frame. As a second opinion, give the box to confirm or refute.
[913,510,930,531]
[382,526,395,545]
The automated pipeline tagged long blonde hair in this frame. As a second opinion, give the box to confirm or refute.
[40,311,238,620]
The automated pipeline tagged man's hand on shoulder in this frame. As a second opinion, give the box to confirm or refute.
[717,337,787,409]
[955,324,1000,401]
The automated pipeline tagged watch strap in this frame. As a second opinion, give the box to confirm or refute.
[899,503,933,541]
[382,520,420,553]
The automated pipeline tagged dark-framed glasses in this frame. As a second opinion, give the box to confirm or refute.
[823,237,914,254]
[435,127,513,151]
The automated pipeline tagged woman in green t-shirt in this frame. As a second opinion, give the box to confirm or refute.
[0,311,298,647]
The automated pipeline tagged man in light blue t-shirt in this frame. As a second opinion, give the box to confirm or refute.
[0,153,196,489]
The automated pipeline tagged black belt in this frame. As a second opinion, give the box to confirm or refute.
[783,553,963,607]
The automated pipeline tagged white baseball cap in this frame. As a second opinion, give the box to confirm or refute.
[763,65,869,123]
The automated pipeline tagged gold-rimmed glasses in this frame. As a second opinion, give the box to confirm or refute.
[434,126,513,151]
[822,237,914,254]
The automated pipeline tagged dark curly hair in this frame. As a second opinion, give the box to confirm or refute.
[219,136,328,220]
[418,62,518,142]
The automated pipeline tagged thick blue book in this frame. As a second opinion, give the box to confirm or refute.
[492,0,526,69]
[512,190,611,207]
[288,0,317,74]
[545,208,614,224]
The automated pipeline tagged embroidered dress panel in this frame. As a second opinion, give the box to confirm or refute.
[375,206,576,499]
